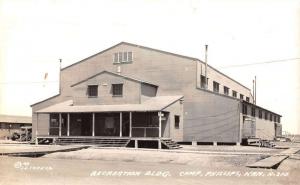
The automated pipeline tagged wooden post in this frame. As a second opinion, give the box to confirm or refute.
[92,113,95,137]
[158,112,162,138]
[67,113,70,136]
[120,112,122,137]
[129,112,132,137]
[59,113,62,137]
[35,113,39,145]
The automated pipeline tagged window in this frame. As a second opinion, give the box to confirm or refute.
[224,86,229,95]
[246,97,250,102]
[200,75,208,89]
[251,107,256,117]
[264,112,268,120]
[213,81,219,93]
[87,85,98,97]
[123,52,128,61]
[175,115,180,129]
[242,104,248,114]
[118,52,123,62]
[113,52,133,63]
[259,110,262,119]
[128,52,132,62]
[112,84,123,96]
[232,90,237,98]
[114,53,118,63]
[270,114,273,121]
[240,94,244,100]
[278,117,281,123]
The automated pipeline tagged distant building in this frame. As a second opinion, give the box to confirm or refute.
[31,42,282,148]
[0,114,32,139]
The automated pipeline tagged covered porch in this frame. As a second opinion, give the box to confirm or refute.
[45,111,168,138]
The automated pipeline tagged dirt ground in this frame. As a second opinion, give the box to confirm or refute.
[0,142,299,185]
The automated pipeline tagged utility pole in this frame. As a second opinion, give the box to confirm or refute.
[205,45,208,89]
[254,76,257,104]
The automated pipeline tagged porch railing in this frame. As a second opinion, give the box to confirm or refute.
[132,127,159,137]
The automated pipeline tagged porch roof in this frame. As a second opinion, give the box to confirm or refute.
[35,95,183,113]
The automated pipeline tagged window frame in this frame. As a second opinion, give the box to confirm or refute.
[232,90,237,98]
[87,85,98,97]
[213,81,219,93]
[224,86,229,95]
[240,94,244,100]
[112,83,123,96]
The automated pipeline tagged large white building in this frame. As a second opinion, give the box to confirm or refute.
[31,42,282,148]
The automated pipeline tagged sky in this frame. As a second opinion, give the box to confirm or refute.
[0,0,299,134]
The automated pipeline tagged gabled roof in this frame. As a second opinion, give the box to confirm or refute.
[61,41,250,91]
[70,70,158,87]
[61,42,199,71]
[36,95,183,113]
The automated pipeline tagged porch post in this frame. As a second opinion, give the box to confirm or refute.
[158,112,162,138]
[59,113,62,136]
[67,113,70,136]
[129,112,132,137]
[92,113,95,136]
[120,112,122,137]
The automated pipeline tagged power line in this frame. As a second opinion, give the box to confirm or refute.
[219,58,300,69]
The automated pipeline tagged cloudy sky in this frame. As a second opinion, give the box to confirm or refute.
[0,0,299,134]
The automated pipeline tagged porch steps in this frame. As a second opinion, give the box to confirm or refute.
[161,139,182,149]
[55,137,130,147]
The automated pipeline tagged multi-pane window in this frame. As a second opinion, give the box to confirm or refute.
[232,90,237,98]
[240,94,244,100]
[251,107,256,117]
[87,85,98,97]
[113,52,132,63]
[200,75,208,89]
[224,86,229,95]
[175,115,180,129]
[128,52,132,61]
[259,110,262,119]
[112,84,123,96]
[213,81,219,93]
[246,97,250,102]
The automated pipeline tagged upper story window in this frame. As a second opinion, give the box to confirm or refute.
[240,94,244,100]
[87,85,98,97]
[278,116,281,123]
[213,81,219,93]
[264,112,268,120]
[113,52,132,63]
[232,90,237,98]
[259,110,262,119]
[200,75,208,89]
[224,86,229,95]
[246,97,250,102]
[112,84,123,96]
[270,114,273,121]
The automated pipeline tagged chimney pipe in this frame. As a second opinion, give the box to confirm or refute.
[59,59,62,94]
